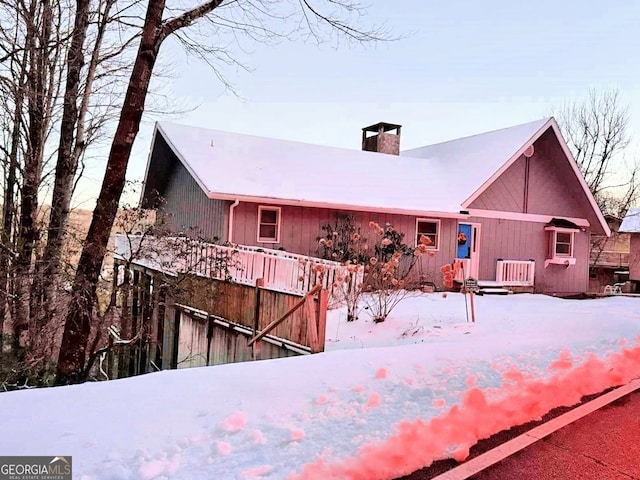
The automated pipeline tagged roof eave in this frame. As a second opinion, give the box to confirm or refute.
[547,119,611,237]
[139,123,160,207]
[206,191,469,219]
[153,122,213,197]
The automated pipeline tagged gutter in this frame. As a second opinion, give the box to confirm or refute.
[209,191,468,220]
[228,199,240,243]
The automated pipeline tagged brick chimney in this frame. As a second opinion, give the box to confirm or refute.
[362,122,402,155]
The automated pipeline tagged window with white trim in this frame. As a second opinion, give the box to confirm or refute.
[554,231,573,256]
[545,225,578,267]
[257,206,280,243]
[416,219,439,249]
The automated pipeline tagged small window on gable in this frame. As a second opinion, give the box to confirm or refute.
[258,206,280,243]
[416,219,439,249]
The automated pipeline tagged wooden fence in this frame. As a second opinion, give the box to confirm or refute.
[174,305,304,369]
[170,276,328,369]
[178,275,327,351]
[109,261,329,378]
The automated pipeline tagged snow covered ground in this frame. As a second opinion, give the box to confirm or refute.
[1,293,640,480]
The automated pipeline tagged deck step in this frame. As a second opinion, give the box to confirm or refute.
[478,287,511,295]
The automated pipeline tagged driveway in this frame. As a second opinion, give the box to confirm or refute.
[470,390,640,480]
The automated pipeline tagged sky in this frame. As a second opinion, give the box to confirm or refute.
[73,0,640,209]
[1,292,639,479]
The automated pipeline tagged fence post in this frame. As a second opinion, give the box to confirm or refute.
[252,278,264,360]
[306,294,320,353]
[315,289,328,353]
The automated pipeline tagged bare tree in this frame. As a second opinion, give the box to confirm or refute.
[39,0,127,320]
[11,0,66,348]
[0,0,143,371]
[0,24,28,345]
[556,88,639,217]
[555,88,640,270]
[38,0,92,315]
[56,0,393,384]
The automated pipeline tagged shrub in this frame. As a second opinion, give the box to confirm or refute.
[360,221,421,322]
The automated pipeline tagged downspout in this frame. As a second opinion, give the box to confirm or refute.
[228,199,240,244]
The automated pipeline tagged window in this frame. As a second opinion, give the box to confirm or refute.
[258,206,281,243]
[416,219,439,249]
[544,225,577,267]
[554,232,573,256]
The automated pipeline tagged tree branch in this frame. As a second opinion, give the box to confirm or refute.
[160,0,224,41]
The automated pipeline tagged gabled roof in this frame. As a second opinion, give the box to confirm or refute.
[400,118,549,207]
[141,117,609,234]
[620,207,640,232]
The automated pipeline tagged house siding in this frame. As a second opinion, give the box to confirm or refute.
[630,234,640,281]
[232,202,460,288]
[525,130,595,222]
[468,130,601,234]
[159,160,228,242]
[468,157,525,211]
[231,202,589,293]
[470,216,589,294]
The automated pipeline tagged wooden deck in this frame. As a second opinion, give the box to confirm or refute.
[113,234,361,303]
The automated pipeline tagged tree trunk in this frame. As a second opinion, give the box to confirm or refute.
[0,81,25,344]
[13,0,54,348]
[56,0,167,384]
[40,0,91,318]
[55,0,229,384]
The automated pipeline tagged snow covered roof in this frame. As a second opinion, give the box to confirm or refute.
[149,118,550,216]
[619,207,640,232]
[400,118,550,207]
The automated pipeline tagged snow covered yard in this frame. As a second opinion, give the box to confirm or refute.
[1,293,640,480]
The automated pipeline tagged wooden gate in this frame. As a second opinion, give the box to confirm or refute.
[175,306,306,368]
[110,262,328,378]
[172,277,328,368]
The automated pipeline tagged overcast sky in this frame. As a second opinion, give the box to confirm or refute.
[72,0,640,209]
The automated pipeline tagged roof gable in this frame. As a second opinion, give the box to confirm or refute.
[466,127,607,234]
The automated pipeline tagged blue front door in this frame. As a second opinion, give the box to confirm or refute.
[457,223,472,259]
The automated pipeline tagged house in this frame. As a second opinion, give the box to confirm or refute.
[619,207,640,291]
[589,214,630,293]
[139,117,610,295]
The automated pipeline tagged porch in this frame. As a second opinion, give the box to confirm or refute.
[114,235,537,296]
[454,258,536,293]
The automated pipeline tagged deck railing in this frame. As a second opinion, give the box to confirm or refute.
[590,250,629,268]
[113,234,360,300]
[495,259,535,286]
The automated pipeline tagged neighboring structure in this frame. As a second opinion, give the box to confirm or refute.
[619,207,640,291]
[589,214,630,293]
[139,117,610,295]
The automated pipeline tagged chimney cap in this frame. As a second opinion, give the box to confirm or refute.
[362,122,402,133]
